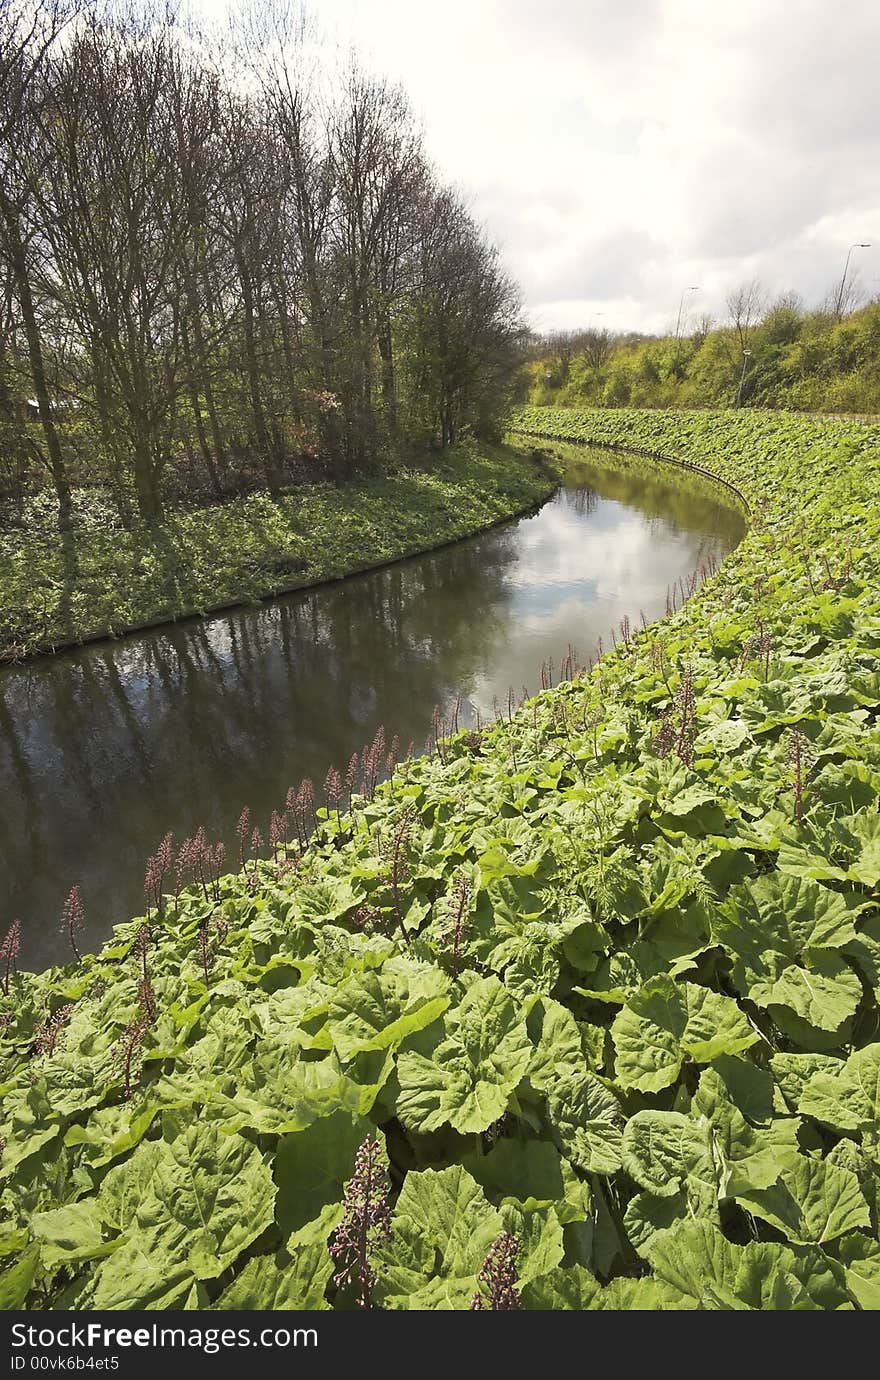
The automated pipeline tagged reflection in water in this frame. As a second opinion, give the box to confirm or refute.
[1,453,744,968]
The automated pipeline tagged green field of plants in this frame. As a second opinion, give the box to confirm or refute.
[2,407,879,1310]
[0,443,552,661]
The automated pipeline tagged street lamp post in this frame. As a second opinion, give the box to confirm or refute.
[675,286,699,340]
[736,349,752,408]
[834,243,871,318]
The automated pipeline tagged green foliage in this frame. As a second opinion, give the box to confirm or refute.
[3,406,880,1309]
[526,302,880,414]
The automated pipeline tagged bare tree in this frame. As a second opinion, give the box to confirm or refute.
[691,312,714,348]
[0,0,76,530]
[36,10,195,518]
[582,327,612,369]
[726,279,765,354]
[405,188,523,447]
[823,274,864,320]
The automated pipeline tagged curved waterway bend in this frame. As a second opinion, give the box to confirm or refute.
[1,449,744,968]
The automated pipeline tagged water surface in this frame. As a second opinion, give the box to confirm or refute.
[0,451,744,968]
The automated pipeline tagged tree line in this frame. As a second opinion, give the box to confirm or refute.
[0,1,523,528]
[526,281,880,414]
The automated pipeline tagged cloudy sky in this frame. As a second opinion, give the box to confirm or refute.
[206,0,879,335]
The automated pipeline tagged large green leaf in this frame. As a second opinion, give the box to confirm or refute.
[838,1232,880,1310]
[215,1049,390,1135]
[396,975,532,1133]
[212,1247,332,1310]
[624,1188,693,1254]
[611,976,759,1093]
[498,1202,564,1283]
[0,1085,63,1182]
[708,1054,775,1124]
[712,874,863,1031]
[0,1244,41,1309]
[622,1110,716,1209]
[522,1265,681,1310]
[842,813,880,887]
[474,875,569,995]
[760,955,862,1035]
[771,1052,844,1114]
[526,997,589,1090]
[799,1045,880,1158]
[31,1201,117,1269]
[63,1101,159,1171]
[733,1156,870,1246]
[274,1109,373,1242]
[462,1137,587,1222]
[713,872,861,959]
[91,1124,276,1308]
[546,1071,623,1176]
[374,1165,502,1310]
[844,914,880,998]
[97,1139,166,1233]
[693,1068,802,1196]
[325,959,449,1062]
[645,1219,850,1310]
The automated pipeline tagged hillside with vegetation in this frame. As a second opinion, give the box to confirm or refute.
[2,408,879,1311]
[523,294,880,415]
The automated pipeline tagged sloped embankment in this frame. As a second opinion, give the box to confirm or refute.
[2,407,879,1310]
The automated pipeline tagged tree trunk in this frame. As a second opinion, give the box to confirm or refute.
[238,250,277,488]
[377,308,397,429]
[181,318,222,496]
[132,435,163,521]
[184,274,227,477]
[1,191,73,533]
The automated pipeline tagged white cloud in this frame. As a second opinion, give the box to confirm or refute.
[198,0,880,332]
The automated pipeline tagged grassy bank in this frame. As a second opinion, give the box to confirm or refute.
[0,443,554,661]
[2,407,880,1310]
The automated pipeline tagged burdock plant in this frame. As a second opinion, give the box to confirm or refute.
[61,887,85,962]
[0,920,21,995]
[249,826,264,873]
[133,923,156,1023]
[379,807,415,944]
[329,1136,393,1309]
[470,1232,522,1310]
[653,665,696,766]
[196,912,230,985]
[236,807,252,868]
[344,753,360,812]
[439,872,473,978]
[269,808,288,859]
[288,778,315,847]
[740,622,773,681]
[33,1002,74,1060]
[323,765,343,828]
[144,832,173,919]
[360,726,386,800]
[113,1014,149,1101]
[787,726,810,825]
[675,665,697,768]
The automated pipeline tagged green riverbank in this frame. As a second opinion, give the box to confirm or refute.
[0,443,554,662]
[2,407,880,1310]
